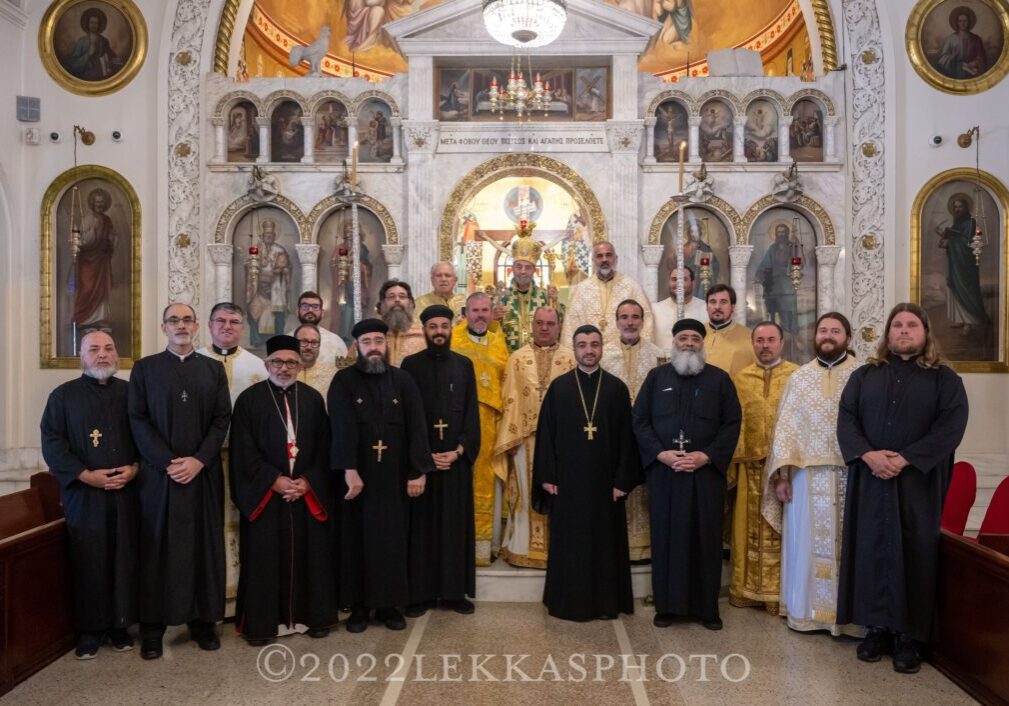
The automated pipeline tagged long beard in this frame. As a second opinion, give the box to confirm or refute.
[670,347,705,376]
[384,307,413,333]
[84,363,118,381]
[356,352,389,375]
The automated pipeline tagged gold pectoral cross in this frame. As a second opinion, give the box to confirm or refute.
[584,421,598,440]
[373,439,387,462]
[90,428,102,448]
[434,418,448,441]
[479,372,491,387]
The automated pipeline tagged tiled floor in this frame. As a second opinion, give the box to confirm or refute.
[7,599,976,705]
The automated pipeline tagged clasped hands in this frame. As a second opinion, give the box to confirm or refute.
[862,449,909,479]
[540,483,628,502]
[167,456,203,484]
[432,449,461,471]
[272,475,312,502]
[657,449,709,472]
[343,469,426,500]
[80,464,138,490]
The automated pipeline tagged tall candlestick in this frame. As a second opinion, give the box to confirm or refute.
[351,140,359,191]
[678,141,687,193]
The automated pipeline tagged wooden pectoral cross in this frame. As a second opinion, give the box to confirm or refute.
[434,418,448,441]
[584,421,598,441]
[675,429,691,452]
[372,439,387,463]
[90,428,102,448]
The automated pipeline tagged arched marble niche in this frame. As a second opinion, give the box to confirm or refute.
[655,206,735,301]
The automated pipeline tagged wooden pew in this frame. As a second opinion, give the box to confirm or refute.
[0,473,74,696]
[932,529,1009,706]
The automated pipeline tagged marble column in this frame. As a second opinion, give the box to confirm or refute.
[688,116,701,162]
[814,245,842,315]
[207,243,235,305]
[824,116,840,162]
[402,121,440,288]
[606,121,642,277]
[212,118,226,163]
[407,56,434,121]
[778,116,792,162]
[390,117,403,164]
[643,117,657,164]
[382,244,405,281]
[640,244,665,303]
[728,244,754,324]
[295,244,321,293]
[300,118,315,163]
[732,117,747,162]
[255,117,270,164]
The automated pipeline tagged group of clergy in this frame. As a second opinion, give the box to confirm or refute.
[41,235,968,678]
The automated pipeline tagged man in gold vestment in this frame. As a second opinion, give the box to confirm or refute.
[703,284,754,376]
[414,262,466,325]
[600,299,660,561]
[493,307,575,567]
[729,321,798,613]
[451,292,509,565]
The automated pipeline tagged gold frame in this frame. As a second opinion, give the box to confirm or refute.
[40,164,142,369]
[38,0,148,97]
[910,168,1009,372]
[905,0,1009,95]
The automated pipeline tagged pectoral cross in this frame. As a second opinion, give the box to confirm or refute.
[287,441,299,459]
[675,429,691,452]
[90,429,102,448]
[181,390,189,402]
[479,372,491,388]
[372,439,387,462]
[584,421,598,440]
[434,418,448,441]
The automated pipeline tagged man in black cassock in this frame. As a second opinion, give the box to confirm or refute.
[837,303,968,674]
[534,325,639,621]
[41,331,139,659]
[128,303,232,659]
[401,305,480,617]
[633,318,741,630]
[230,335,336,645]
[329,318,432,633]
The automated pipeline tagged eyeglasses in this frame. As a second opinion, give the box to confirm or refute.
[299,303,322,311]
[267,359,300,369]
[298,339,320,348]
[164,317,197,326]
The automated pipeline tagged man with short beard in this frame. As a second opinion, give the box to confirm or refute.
[562,241,653,348]
[728,322,798,614]
[836,303,968,673]
[291,291,347,362]
[350,280,426,366]
[329,319,432,633]
[41,331,140,659]
[633,319,741,630]
[401,306,481,616]
[762,312,862,637]
[450,292,509,565]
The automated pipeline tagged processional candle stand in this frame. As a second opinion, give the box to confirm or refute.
[337,141,364,324]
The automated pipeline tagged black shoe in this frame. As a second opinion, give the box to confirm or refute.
[443,598,475,615]
[246,637,273,647]
[75,633,102,660]
[857,626,893,663]
[653,613,675,628]
[140,637,163,660]
[377,608,406,630]
[346,609,370,633]
[701,617,723,631]
[307,627,330,638]
[892,634,922,674]
[107,628,134,652]
[193,627,220,651]
[405,602,431,618]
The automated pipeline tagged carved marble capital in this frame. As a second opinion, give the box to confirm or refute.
[644,117,657,128]
[382,243,406,266]
[402,121,439,155]
[207,243,234,265]
[815,245,842,267]
[294,243,321,262]
[728,245,754,268]
[641,244,665,266]
[606,121,642,153]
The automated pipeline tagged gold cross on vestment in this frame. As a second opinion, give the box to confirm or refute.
[479,372,490,387]
[373,439,388,462]
[90,429,102,447]
[434,418,448,441]
[584,421,598,440]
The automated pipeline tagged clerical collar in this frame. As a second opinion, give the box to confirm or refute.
[757,358,782,370]
[709,320,732,331]
[467,328,487,342]
[212,344,235,356]
[577,366,600,377]
[532,342,558,351]
[268,379,295,393]
[425,344,449,358]
[166,347,196,362]
[817,352,848,369]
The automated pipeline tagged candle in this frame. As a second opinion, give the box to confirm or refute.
[678,141,687,193]
[351,140,359,190]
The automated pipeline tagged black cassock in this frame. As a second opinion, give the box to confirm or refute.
[230,381,337,639]
[329,365,433,609]
[128,350,231,626]
[836,356,968,642]
[632,364,741,622]
[401,348,480,603]
[41,375,139,633]
[532,368,640,621]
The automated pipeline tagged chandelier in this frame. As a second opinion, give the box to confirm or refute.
[489,54,552,118]
[482,0,568,48]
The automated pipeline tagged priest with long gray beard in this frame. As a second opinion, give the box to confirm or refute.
[633,319,741,631]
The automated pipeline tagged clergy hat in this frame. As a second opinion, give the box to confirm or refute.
[672,318,706,339]
[266,334,300,355]
[420,304,454,324]
[351,318,389,338]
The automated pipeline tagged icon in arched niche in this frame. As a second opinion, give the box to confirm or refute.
[789,99,824,162]
[317,207,388,345]
[744,99,778,162]
[745,208,818,363]
[270,100,305,163]
[231,207,302,352]
[357,99,393,162]
[313,100,349,162]
[654,100,689,163]
[454,176,589,303]
[658,207,730,302]
[227,100,259,162]
[698,99,734,162]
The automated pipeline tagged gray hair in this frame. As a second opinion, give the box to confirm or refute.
[430,261,457,277]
